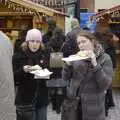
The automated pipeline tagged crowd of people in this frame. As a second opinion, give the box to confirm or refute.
[0,18,119,120]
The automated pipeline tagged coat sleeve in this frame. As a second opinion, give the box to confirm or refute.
[12,53,33,85]
[62,63,73,83]
[93,54,114,92]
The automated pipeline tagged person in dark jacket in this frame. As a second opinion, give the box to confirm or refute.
[94,30,119,116]
[14,29,28,53]
[46,27,66,113]
[61,30,113,120]
[62,18,82,57]
[43,19,56,44]
[94,30,118,69]
[12,29,50,120]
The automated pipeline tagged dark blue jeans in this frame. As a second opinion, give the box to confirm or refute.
[16,107,36,120]
[36,106,47,120]
[16,106,47,120]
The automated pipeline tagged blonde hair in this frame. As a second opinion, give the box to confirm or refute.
[20,41,45,52]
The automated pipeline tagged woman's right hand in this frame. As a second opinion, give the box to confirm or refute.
[23,65,32,73]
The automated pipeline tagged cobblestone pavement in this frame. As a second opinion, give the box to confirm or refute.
[106,89,120,120]
[47,89,120,120]
[47,104,61,120]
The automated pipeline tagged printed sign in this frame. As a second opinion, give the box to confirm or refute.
[80,12,96,33]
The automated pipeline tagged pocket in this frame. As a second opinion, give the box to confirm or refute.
[63,99,79,110]
[61,99,80,120]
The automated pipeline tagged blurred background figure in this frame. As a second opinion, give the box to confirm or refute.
[14,29,28,53]
[42,19,66,114]
[46,27,66,114]
[62,18,82,57]
[94,29,119,116]
[43,19,56,44]
[0,31,16,120]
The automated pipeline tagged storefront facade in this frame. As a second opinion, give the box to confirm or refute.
[0,0,66,40]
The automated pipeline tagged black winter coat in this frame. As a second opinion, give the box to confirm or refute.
[46,35,65,79]
[12,48,50,108]
[62,27,81,57]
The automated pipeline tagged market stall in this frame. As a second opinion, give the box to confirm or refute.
[0,0,66,42]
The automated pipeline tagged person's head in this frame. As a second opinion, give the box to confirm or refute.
[25,28,44,52]
[47,19,56,33]
[71,18,80,29]
[94,29,119,48]
[50,27,64,50]
[76,30,96,51]
[52,27,63,39]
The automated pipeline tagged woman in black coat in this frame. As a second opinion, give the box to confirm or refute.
[13,29,50,120]
[94,30,119,116]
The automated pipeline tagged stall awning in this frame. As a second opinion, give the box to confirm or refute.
[91,5,120,20]
[3,0,66,16]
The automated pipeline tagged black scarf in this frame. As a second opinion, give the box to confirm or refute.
[25,48,42,65]
[94,42,104,58]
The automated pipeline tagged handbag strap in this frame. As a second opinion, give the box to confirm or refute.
[59,43,65,52]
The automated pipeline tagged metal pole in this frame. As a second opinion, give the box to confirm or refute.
[76,0,80,22]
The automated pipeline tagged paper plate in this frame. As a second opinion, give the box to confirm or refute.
[62,55,89,62]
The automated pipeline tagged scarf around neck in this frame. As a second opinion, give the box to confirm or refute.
[25,48,42,65]
[94,42,104,59]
